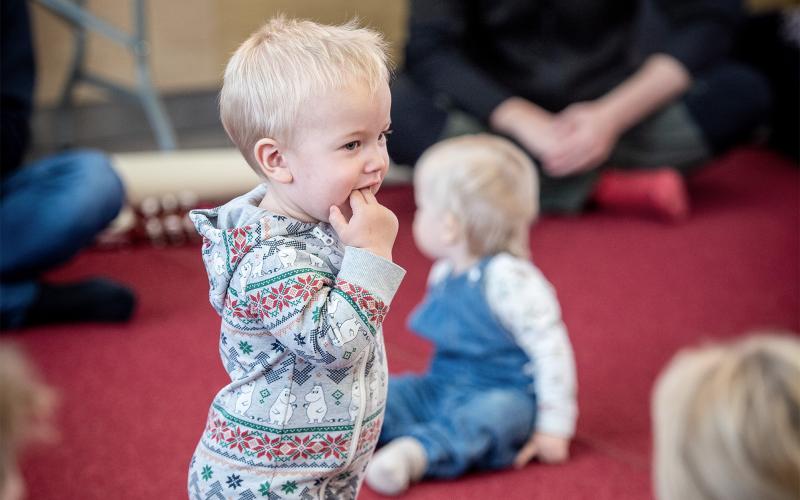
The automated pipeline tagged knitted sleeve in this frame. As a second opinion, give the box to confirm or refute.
[229,245,405,369]
[485,254,578,438]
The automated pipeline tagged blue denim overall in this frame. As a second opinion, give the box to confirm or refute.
[380,257,537,477]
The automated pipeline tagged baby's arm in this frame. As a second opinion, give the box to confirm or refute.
[485,254,577,465]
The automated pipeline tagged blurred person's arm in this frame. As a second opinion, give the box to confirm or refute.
[489,97,560,164]
[543,0,742,176]
[405,0,513,122]
[406,0,561,161]
[544,54,690,176]
[655,0,742,76]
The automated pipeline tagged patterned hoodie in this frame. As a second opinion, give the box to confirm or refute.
[187,185,405,500]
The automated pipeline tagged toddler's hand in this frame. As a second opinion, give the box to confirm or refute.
[513,432,570,468]
[329,189,398,261]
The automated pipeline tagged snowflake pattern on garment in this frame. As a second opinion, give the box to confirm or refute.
[187,185,403,499]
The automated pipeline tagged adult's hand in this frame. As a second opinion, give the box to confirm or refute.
[490,97,560,161]
[543,54,691,177]
[543,101,620,177]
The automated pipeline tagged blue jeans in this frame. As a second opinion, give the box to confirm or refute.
[0,149,125,327]
[380,374,536,478]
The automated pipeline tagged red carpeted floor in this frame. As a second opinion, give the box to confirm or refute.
[10,147,799,499]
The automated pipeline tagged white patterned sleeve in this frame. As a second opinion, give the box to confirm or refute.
[485,254,578,438]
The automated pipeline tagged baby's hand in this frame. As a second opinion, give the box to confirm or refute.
[329,189,398,261]
[513,432,570,468]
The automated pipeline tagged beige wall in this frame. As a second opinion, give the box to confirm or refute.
[31,0,408,106]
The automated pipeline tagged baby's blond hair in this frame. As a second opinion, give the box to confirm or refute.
[414,134,539,259]
[1,344,56,496]
[652,333,800,500]
[220,16,391,172]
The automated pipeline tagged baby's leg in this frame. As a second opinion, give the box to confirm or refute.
[421,388,535,478]
[378,374,440,444]
[367,388,535,495]
[366,375,440,495]
[366,436,428,495]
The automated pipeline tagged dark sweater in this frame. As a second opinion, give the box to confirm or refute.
[404,0,741,120]
[1,0,35,177]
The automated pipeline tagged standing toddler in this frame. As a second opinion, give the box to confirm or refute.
[187,17,405,499]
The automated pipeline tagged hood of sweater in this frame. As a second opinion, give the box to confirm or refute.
[189,184,321,315]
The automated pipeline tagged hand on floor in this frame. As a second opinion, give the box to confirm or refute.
[513,432,570,468]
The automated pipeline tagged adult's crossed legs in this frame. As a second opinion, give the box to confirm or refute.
[0,149,128,328]
[388,62,770,213]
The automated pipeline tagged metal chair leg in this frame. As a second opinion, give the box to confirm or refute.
[36,0,177,150]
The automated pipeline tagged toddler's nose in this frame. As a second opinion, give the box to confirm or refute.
[365,147,389,175]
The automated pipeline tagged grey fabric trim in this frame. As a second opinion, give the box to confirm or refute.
[338,247,406,303]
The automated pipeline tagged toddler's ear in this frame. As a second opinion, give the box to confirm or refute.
[254,138,292,183]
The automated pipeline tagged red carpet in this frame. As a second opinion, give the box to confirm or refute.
[9,147,799,499]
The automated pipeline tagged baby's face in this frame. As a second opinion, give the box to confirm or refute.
[412,180,452,261]
[280,81,392,222]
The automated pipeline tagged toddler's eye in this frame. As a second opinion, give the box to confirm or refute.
[343,141,360,151]
[379,129,394,142]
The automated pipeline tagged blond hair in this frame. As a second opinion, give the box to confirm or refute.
[0,344,56,495]
[220,16,391,172]
[414,134,539,258]
[652,333,800,500]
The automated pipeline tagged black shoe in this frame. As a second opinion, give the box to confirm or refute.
[22,278,136,327]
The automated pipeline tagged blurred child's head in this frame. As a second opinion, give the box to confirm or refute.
[220,17,392,222]
[413,134,538,261]
[652,333,800,500]
[0,344,56,500]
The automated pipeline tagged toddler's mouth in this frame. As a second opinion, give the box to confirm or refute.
[367,178,383,195]
[352,183,381,198]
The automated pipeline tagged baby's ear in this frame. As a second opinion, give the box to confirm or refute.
[442,211,463,245]
[254,138,292,183]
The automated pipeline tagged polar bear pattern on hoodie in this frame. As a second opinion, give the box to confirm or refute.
[187,185,405,500]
